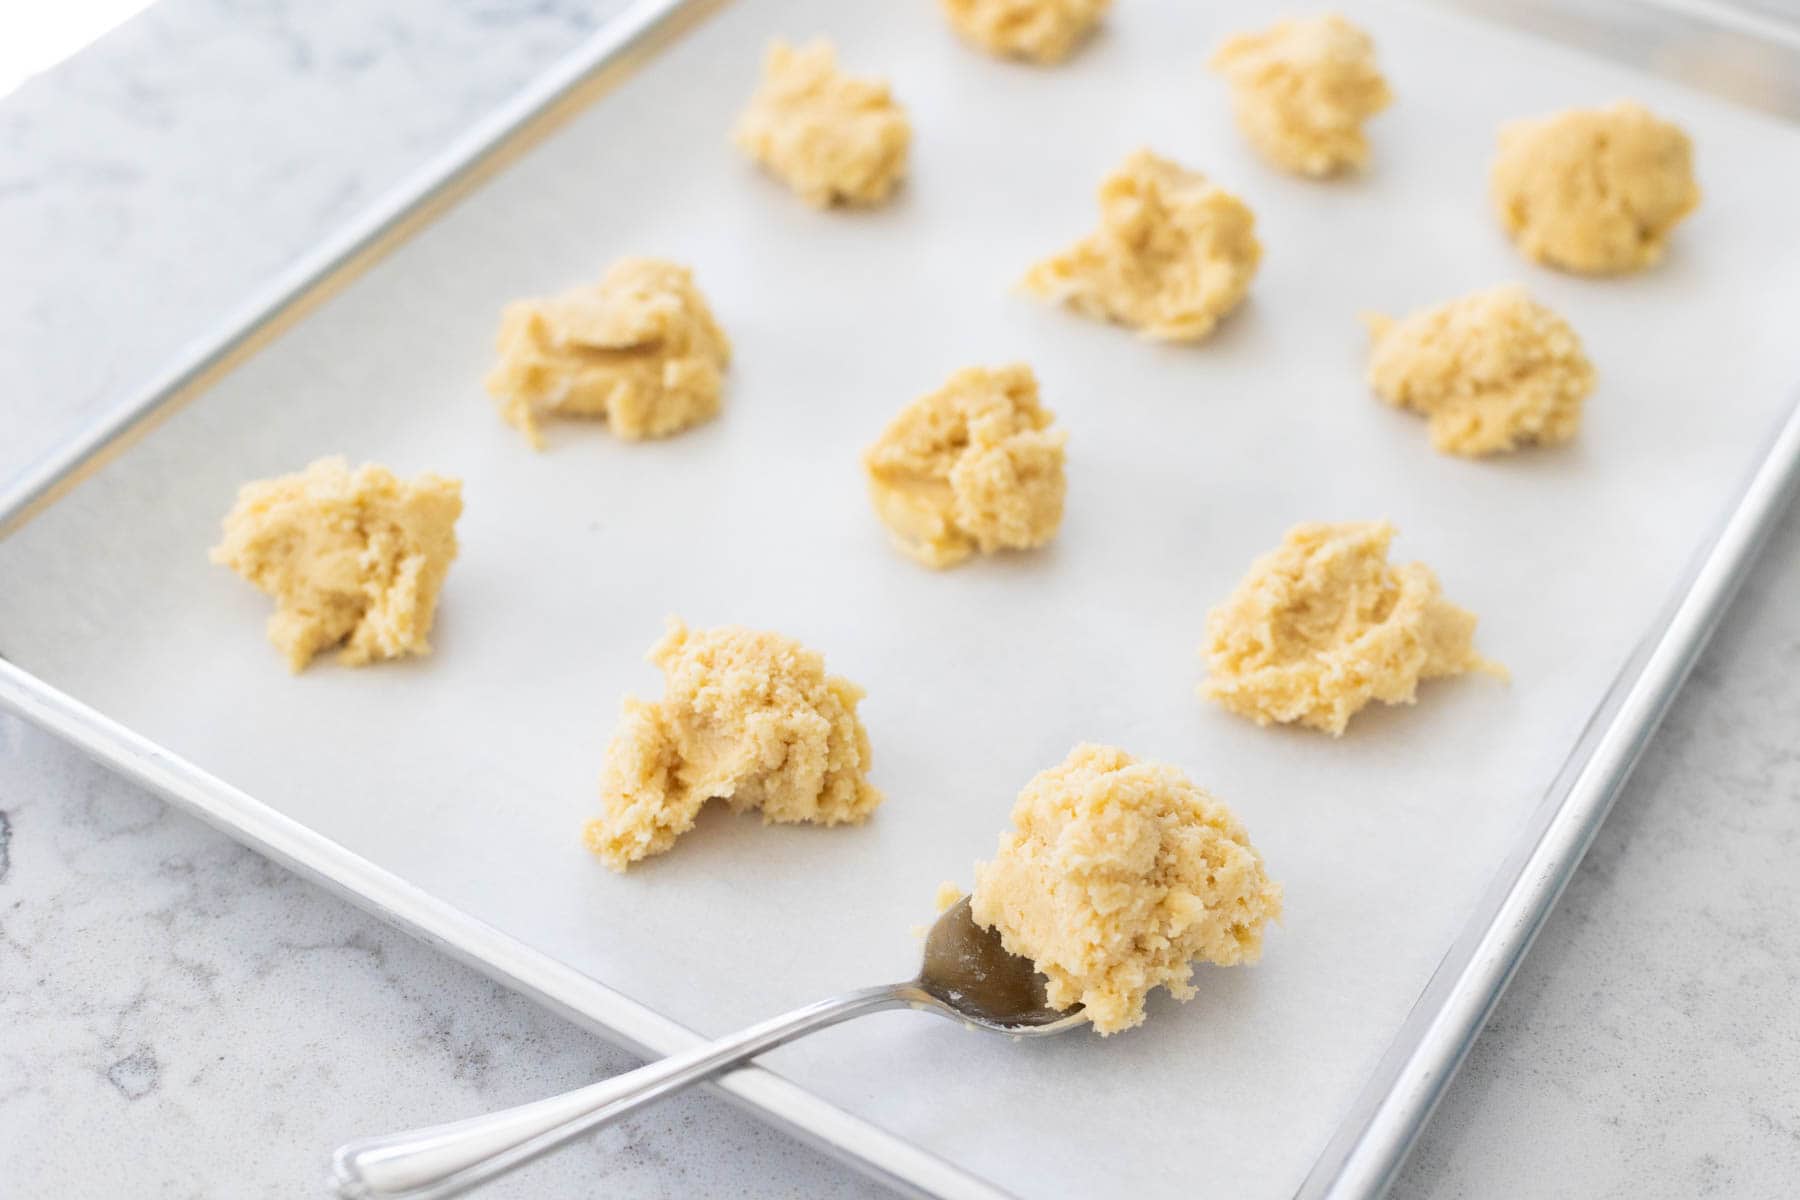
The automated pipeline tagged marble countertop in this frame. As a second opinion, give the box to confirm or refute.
[2,2,1797,1196]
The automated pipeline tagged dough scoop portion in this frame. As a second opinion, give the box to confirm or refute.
[940,0,1111,65]
[1365,285,1595,457]
[1022,149,1261,342]
[971,744,1282,1035]
[733,38,911,208]
[586,619,882,871]
[485,257,730,448]
[1490,100,1700,274]
[862,364,1068,569]
[211,457,462,673]
[1201,522,1504,735]
[1209,14,1392,177]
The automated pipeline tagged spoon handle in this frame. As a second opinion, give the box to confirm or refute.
[328,982,920,1200]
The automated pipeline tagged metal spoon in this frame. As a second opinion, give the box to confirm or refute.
[329,897,1086,1199]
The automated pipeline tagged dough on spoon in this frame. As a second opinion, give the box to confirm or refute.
[971,744,1282,1035]
[586,619,882,870]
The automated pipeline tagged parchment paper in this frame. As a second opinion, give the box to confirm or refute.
[5,1,1799,1196]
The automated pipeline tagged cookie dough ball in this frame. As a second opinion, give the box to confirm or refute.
[940,0,1110,65]
[486,257,730,448]
[1365,286,1595,457]
[1491,101,1700,273]
[1022,149,1261,342]
[210,457,462,672]
[971,744,1282,1035]
[586,619,882,870]
[862,364,1068,569]
[733,39,911,208]
[1202,522,1503,735]
[1209,14,1392,177]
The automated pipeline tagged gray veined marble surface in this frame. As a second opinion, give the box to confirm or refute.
[2,2,1798,1197]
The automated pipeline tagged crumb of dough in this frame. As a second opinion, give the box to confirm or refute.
[1365,285,1595,457]
[485,257,730,448]
[970,744,1281,1035]
[1202,522,1504,735]
[733,39,911,208]
[862,364,1068,569]
[1021,149,1261,342]
[210,457,462,673]
[1490,101,1700,274]
[585,619,882,870]
[1209,14,1392,178]
[940,0,1110,64]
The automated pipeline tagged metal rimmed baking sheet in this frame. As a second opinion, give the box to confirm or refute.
[4,2,1799,1197]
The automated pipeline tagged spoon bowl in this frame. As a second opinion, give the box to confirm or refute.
[915,897,1087,1035]
[332,893,1083,1199]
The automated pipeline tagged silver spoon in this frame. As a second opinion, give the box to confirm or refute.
[329,897,1086,1199]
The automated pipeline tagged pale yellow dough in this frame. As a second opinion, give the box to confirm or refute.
[585,620,882,870]
[1491,101,1700,274]
[940,0,1110,64]
[734,39,911,208]
[970,744,1281,1035]
[1210,14,1391,178]
[210,457,462,672]
[1022,149,1261,342]
[1366,286,1595,457]
[1202,522,1503,735]
[862,364,1068,569]
[485,257,730,448]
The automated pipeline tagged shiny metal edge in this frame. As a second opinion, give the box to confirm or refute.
[1298,394,1800,1200]
[3,1,1798,1198]
[1295,6,1800,1196]
[0,660,1010,1200]
[1444,0,1800,120]
[0,0,726,538]
[0,0,1011,1196]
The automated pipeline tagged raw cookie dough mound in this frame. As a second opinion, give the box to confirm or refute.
[210,457,462,672]
[733,39,911,208]
[970,744,1282,1035]
[941,0,1111,65]
[1491,101,1700,274]
[485,257,730,448]
[1209,14,1392,177]
[1366,285,1595,457]
[862,364,1068,569]
[586,619,882,871]
[1202,522,1503,735]
[1021,149,1261,342]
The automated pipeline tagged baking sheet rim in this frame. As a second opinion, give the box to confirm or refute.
[2,1,1798,1197]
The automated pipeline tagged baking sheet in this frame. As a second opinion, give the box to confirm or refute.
[4,1,1800,1197]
